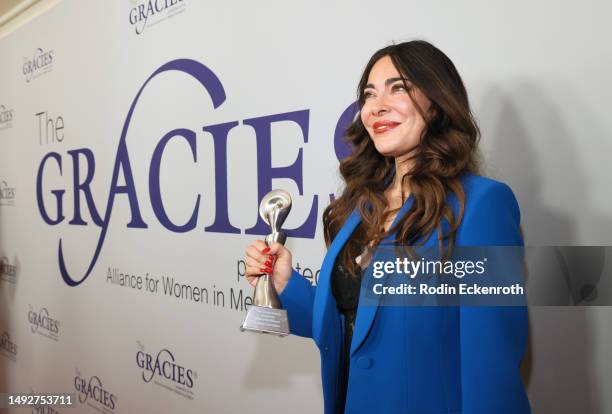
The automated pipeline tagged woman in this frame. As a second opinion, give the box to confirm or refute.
[244,40,531,414]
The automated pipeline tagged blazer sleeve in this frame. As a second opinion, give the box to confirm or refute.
[456,181,531,413]
[278,269,316,338]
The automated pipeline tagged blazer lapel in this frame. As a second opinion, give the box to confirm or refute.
[312,209,362,346]
[350,194,414,355]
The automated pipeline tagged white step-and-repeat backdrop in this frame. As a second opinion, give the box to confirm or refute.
[1,1,611,413]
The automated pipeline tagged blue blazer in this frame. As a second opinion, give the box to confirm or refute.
[279,174,531,414]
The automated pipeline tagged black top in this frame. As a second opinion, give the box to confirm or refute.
[331,246,364,414]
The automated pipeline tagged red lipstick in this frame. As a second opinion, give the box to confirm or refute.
[372,120,400,134]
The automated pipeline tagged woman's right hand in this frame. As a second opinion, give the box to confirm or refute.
[244,240,293,295]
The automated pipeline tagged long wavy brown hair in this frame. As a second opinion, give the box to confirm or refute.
[323,40,481,276]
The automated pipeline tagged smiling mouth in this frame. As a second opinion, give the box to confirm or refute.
[373,121,400,134]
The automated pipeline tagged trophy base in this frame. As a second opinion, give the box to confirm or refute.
[240,306,290,336]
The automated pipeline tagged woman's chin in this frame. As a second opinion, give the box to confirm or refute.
[373,145,399,158]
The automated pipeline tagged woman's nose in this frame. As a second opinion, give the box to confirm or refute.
[370,95,390,116]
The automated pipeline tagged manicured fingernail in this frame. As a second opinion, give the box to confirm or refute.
[260,268,267,273]
[266,267,273,273]
[262,247,271,253]
[264,261,272,267]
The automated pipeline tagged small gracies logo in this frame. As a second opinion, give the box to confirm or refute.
[0,105,14,129]
[0,180,16,206]
[74,369,118,412]
[1,331,18,361]
[1,256,17,283]
[128,0,186,35]
[22,47,54,82]
[135,341,197,399]
[28,305,60,341]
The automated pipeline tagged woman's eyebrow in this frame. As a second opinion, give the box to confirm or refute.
[364,77,409,90]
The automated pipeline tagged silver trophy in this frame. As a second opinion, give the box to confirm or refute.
[240,189,291,336]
